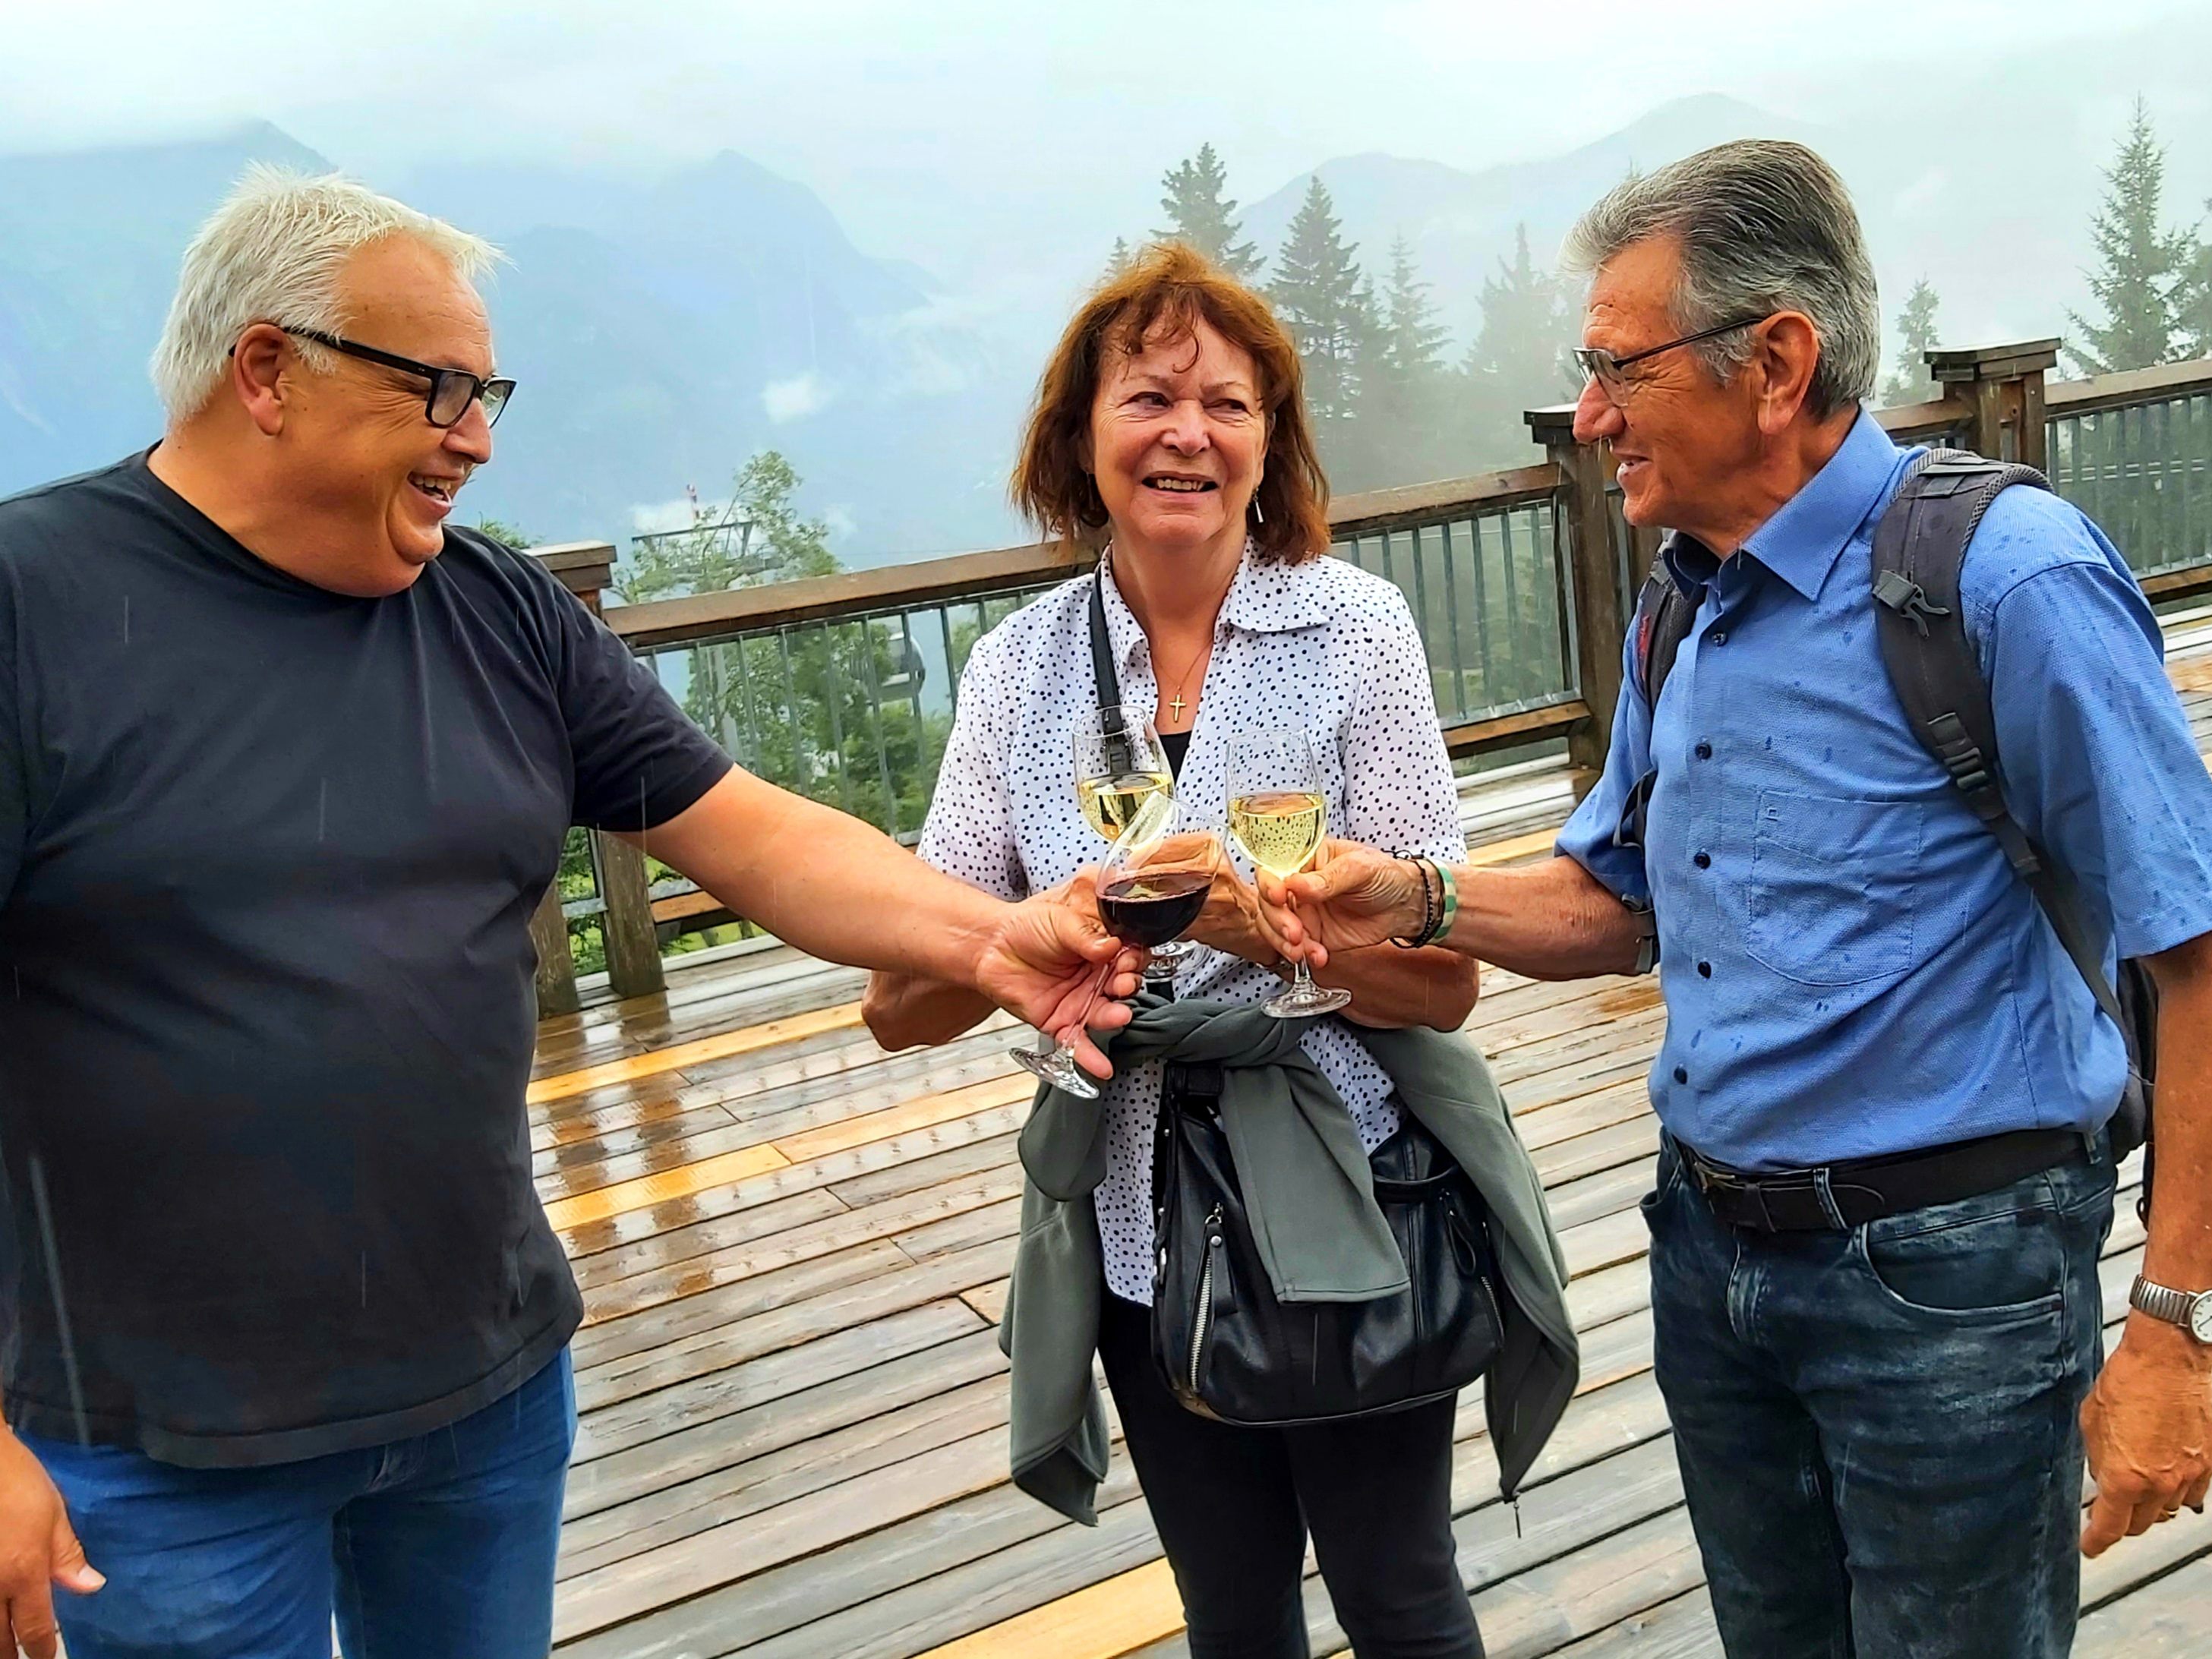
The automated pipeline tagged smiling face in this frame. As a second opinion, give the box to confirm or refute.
[1087,317,1265,557]
[277,235,497,595]
[1570,234,1762,538]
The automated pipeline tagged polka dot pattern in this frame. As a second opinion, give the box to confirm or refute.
[917,542,1466,1303]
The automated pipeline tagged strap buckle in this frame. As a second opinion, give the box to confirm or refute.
[1873,569,1952,638]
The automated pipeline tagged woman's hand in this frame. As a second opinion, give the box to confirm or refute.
[1254,838,1428,967]
[1182,856,1298,970]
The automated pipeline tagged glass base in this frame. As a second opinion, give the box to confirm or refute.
[1149,938,1197,964]
[1011,1041,1103,1099]
[1262,979,1353,1019]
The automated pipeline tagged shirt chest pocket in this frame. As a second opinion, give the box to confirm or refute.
[1745,790,1930,987]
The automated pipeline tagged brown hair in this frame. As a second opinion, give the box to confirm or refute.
[1010,241,1330,563]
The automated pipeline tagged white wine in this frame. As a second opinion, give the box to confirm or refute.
[1229,790,1327,877]
[1078,771,1172,841]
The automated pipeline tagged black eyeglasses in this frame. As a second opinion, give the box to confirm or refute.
[1572,315,1771,405]
[274,326,515,428]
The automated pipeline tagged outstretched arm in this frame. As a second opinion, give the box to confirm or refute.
[625,768,1139,1076]
[1261,842,1645,982]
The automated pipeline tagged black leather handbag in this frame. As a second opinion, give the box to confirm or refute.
[1149,1060,1505,1426]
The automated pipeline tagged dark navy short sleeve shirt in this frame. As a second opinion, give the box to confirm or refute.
[0,453,730,1465]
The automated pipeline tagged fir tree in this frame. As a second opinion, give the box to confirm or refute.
[1106,237,1134,278]
[1377,236,1450,386]
[1881,279,1943,404]
[2179,214,2212,359]
[1355,237,1457,487]
[2065,99,2202,374]
[1270,175,1368,431]
[1459,224,1579,459]
[1156,144,1262,280]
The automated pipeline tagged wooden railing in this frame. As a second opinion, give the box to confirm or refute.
[530,341,2212,1010]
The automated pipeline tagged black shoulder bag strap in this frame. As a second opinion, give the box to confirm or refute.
[1870,449,2153,1164]
[1089,567,1135,775]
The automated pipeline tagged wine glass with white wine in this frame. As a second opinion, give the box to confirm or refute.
[1226,727,1352,1018]
[1073,706,1194,968]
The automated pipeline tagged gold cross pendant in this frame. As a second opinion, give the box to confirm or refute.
[1166,694,1188,721]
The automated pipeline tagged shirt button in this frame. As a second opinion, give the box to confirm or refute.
[1697,960,1712,977]
[1693,851,1712,869]
[1711,631,1728,646]
[1694,740,1714,760]
[1673,1065,1690,1085]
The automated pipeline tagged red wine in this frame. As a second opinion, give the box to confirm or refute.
[1099,870,1211,948]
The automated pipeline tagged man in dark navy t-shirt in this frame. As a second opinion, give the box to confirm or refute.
[0,172,1135,1659]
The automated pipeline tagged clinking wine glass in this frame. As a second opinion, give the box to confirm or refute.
[1072,705,1194,970]
[1227,727,1353,1019]
[1011,793,1221,1099]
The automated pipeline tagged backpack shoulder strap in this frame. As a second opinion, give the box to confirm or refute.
[1870,448,2128,1032]
[1631,568,1698,711]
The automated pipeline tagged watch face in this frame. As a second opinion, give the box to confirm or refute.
[2193,1295,2212,1345]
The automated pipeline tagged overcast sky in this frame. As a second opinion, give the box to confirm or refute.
[6,0,2204,284]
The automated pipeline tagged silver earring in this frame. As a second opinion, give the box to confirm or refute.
[1251,496,1266,526]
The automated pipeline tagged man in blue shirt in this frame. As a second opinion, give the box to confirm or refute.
[1267,140,2212,1654]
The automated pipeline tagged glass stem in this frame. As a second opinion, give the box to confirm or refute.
[1049,958,1119,1054]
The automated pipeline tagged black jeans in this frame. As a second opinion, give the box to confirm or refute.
[1097,1288,1484,1659]
[1645,1134,2116,1657]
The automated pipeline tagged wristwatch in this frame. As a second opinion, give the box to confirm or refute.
[2128,1275,2212,1343]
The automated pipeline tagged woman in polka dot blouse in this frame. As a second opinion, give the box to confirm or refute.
[865,244,1485,1659]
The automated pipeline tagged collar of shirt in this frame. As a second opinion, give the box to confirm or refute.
[1661,408,1902,604]
[1098,538,1333,681]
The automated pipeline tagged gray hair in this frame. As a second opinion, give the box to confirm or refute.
[1561,140,1879,419]
[150,166,500,423]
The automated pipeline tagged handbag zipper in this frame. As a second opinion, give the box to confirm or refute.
[1189,1204,1224,1395]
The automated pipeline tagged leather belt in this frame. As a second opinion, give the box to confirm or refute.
[1675,1128,2087,1232]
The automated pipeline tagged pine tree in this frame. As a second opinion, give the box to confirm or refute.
[1106,237,1134,278]
[1270,176,1368,432]
[1881,279,1943,404]
[2179,214,2212,358]
[1156,144,1262,280]
[1355,237,1456,487]
[2065,99,2202,374]
[1459,224,1579,461]
[1377,236,1450,386]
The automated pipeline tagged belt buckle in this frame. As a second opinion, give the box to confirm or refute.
[1690,1153,1778,1231]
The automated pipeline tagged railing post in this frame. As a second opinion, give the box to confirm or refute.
[1924,339,2059,472]
[530,543,668,1007]
[1526,406,1630,796]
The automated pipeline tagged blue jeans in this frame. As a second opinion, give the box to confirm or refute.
[21,1348,573,1659]
[1643,1136,2113,1658]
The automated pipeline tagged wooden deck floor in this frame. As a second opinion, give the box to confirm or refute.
[533,611,2212,1659]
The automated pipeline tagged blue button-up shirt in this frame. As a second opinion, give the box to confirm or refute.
[1558,409,2212,1169]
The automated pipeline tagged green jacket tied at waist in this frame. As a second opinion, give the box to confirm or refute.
[999,995,1579,1525]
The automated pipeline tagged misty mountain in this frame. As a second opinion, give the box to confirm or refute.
[0,126,1025,563]
[1239,84,2212,385]
[6,58,2209,569]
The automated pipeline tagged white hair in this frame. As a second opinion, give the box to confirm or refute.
[150,166,501,422]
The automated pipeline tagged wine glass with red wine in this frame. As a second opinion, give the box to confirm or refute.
[1011,794,1222,1099]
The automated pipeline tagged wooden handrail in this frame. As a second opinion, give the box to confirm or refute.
[2045,357,2212,419]
[607,465,1569,650]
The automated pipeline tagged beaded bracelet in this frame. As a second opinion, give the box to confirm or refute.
[1390,856,1442,948]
